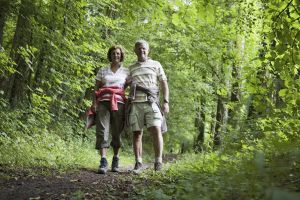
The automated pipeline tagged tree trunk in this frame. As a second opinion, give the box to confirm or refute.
[0,0,10,47]
[230,63,241,102]
[228,37,244,128]
[194,98,206,152]
[214,95,227,148]
[62,0,69,37]
[33,40,47,90]
[6,0,35,107]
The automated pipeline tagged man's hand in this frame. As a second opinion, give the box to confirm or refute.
[162,102,169,114]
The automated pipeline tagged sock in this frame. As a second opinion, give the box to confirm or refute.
[155,157,162,163]
[136,157,142,163]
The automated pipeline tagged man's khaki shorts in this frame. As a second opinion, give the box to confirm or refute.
[129,102,162,131]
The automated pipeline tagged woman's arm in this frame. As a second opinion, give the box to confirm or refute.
[93,80,103,109]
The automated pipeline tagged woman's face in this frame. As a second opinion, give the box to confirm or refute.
[111,48,122,63]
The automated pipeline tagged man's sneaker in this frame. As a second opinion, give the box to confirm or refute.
[98,158,108,174]
[111,156,119,172]
[132,162,143,174]
[154,162,163,171]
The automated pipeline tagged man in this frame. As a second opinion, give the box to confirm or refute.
[128,39,169,172]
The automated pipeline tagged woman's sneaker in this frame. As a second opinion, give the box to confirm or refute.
[98,158,108,174]
[111,156,119,172]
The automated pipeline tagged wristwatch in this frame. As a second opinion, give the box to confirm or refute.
[163,99,169,103]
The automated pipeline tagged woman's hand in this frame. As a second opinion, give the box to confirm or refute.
[92,101,97,112]
[126,76,132,85]
[125,76,132,88]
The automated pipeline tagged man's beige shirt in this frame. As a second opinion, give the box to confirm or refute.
[129,59,167,102]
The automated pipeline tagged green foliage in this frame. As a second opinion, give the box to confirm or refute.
[0,1,300,198]
[0,132,95,170]
[0,104,135,171]
[0,49,15,75]
[0,123,135,172]
[136,143,300,200]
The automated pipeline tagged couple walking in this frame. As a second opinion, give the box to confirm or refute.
[92,40,169,174]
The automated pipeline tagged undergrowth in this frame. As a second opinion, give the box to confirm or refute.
[0,131,136,173]
[0,107,136,174]
[134,138,300,200]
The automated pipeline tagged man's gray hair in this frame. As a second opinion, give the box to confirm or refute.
[135,39,149,49]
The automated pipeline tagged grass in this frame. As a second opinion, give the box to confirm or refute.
[0,131,137,175]
[0,132,172,176]
[134,143,300,200]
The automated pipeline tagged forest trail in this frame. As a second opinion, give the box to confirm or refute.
[0,164,149,200]
[0,155,177,200]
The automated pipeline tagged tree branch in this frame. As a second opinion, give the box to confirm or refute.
[292,4,300,16]
[274,0,293,22]
[291,29,300,65]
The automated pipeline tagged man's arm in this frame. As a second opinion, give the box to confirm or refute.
[161,80,169,114]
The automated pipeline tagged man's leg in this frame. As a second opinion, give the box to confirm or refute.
[130,103,144,171]
[133,131,143,169]
[144,102,164,171]
[148,126,163,169]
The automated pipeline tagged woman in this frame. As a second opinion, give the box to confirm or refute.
[93,45,129,174]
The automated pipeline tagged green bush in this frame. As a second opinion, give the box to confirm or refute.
[0,104,135,172]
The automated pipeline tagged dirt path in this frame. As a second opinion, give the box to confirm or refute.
[0,155,177,200]
[0,165,142,200]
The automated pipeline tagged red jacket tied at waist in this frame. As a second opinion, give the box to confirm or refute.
[95,86,126,111]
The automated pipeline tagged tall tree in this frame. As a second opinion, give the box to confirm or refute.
[194,97,206,152]
[5,0,36,107]
[0,0,10,47]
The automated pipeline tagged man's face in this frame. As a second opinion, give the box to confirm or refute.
[135,43,149,62]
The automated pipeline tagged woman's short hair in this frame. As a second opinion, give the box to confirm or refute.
[107,45,125,62]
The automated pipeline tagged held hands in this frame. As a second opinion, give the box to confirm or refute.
[125,76,133,85]
[162,102,169,114]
